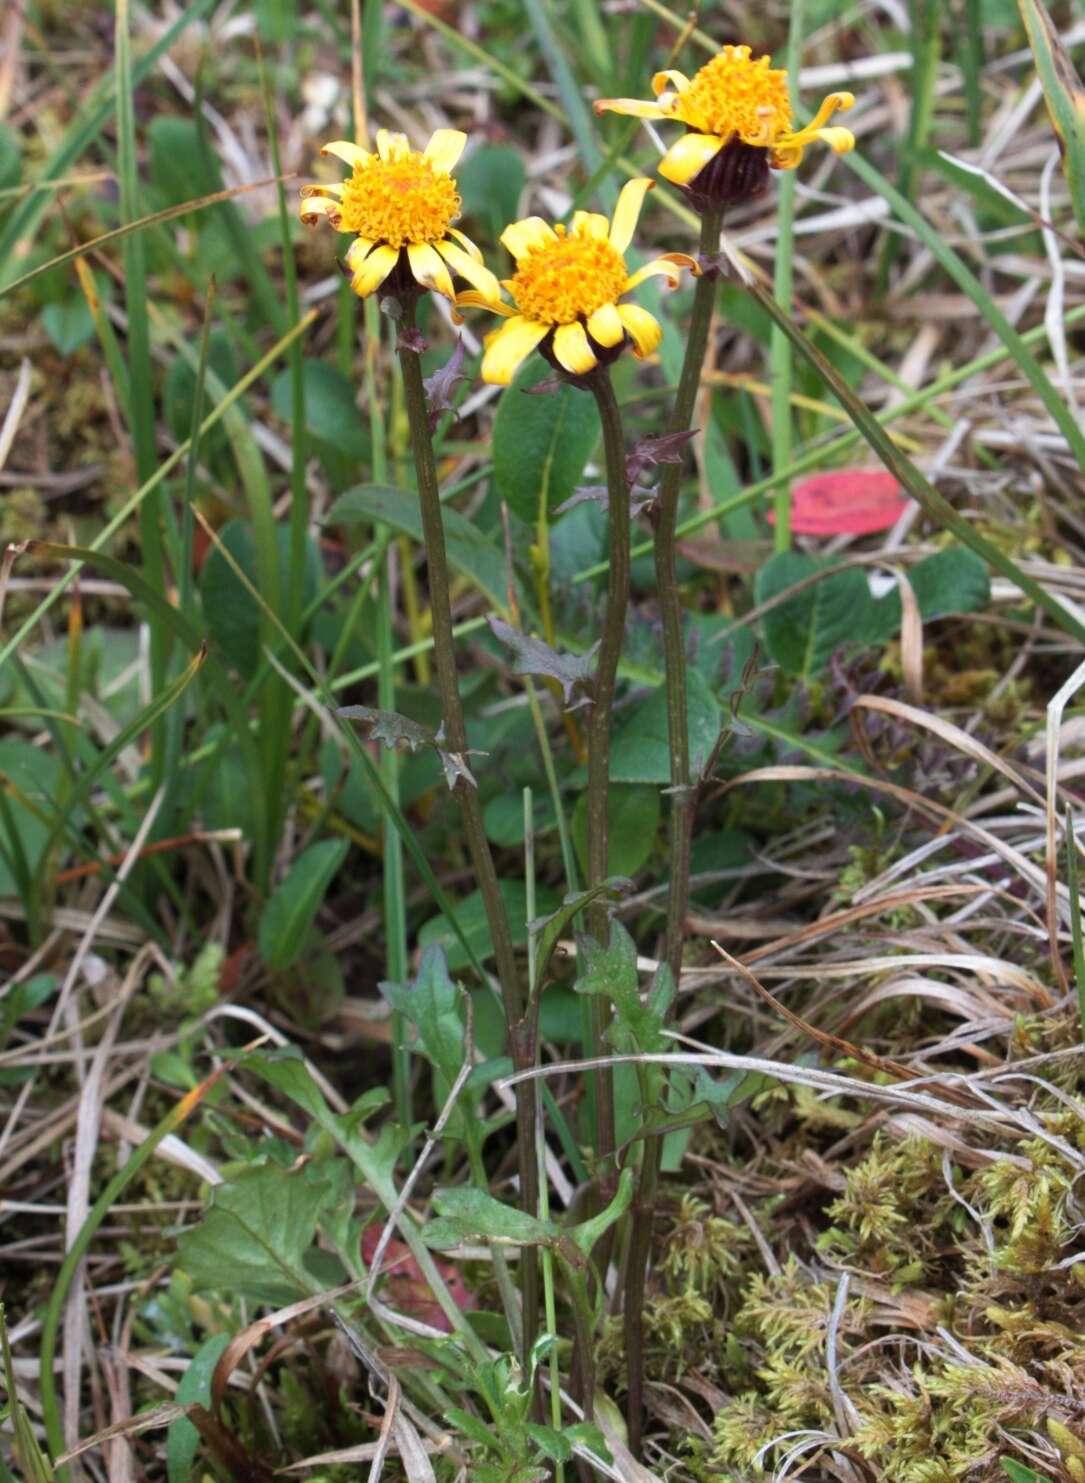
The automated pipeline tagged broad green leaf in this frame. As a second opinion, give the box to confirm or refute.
[0,743,62,897]
[605,668,721,784]
[41,296,94,357]
[328,484,512,614]
[566,1166,633,1260]
[426,1187,554,1250]
[483,791,557,847]
[167,1332,230,1483]
[1018,0,1085,237]
[198,518,320,677]
[381,944,466,1086]
[865,546,991,644]
[756,552,872,678]
[571,784,660,877]
[175,1161,347,1305]
[271,359,369,460]
[458,144,527,239]
[492,358,599,525]
[148,116,222,207]
[419,880,559,973]
[258,838,349,971]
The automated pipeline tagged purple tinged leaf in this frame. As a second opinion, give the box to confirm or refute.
[488,616,599,708]
[397,324,427,352]
[338,704,435,753]
[422,337,468,431]
[624,428,698,486]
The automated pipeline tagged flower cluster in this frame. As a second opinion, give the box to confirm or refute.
[299,42,857,381]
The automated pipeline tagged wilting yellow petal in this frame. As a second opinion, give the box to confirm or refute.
[608,177,653,254]
[423,129,467,174]
[500,216,558,262]
[436,239,502,301]
[350,243,400,298]
[299,195,343,228]
[616,303,662,358]
[300,183,344,199]
[552,321,597,375]
[592,96,668,120]
[586,302,624,348]
[407,241,455,299]
[320,140,370,169]
[658,132,722,187]
[481,316,549,384]
[624,252,697,292]
[651,69,691,96]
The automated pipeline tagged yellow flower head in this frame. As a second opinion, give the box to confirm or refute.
[299,128,499,306]
[459,179,696,386]
[595,45,855,203]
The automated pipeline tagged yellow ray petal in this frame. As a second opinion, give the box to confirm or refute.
[552,321,598,376]
[571,211,610,239]
[586,302,624,348]
[592,96,668,120]
[300,183,344,199]
[345,236,377,267]
[447,226,484,261]
[436,239,502,301]
[299,196,343,228]
[375,129,409,162]
[457,290,515,317]
[658,132,723,187]
[624,252,697,292]
[608,177,653,254]
[423,129,467,174]
[500,216,558,262]
[406,241,455,300]
[616,303,661,359]
[350,243,400,298]
[481,316,549,385]
[320,140,370,169]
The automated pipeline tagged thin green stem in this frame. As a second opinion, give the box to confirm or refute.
[771,0,804,550]
[397,302,539,1365]
[585,371,631,1185]
[626,205,722,1456]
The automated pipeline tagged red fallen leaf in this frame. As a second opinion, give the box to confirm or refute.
[769,469,910,536]
[361,1224,476,1332]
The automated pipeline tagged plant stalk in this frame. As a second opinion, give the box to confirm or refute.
[397,301,539,1365]
[625,204,722,1455]
[585,371,631,1184]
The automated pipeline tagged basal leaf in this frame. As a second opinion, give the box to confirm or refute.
[258,838,349,971]
[492,358,599,526]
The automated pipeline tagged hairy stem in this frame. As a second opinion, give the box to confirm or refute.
[585,370,631,1183]
[398,304,539,1364]
[626,204,723,1455]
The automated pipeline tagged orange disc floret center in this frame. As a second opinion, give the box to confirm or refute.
[337,154,460,248]
[509,227,629,325]
[680,48,793,146]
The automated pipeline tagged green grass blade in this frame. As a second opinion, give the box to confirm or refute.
[843,146,1085,470]
[1018,0,1085,237]
[0,176,286,304]
[878,0,942,288]
[1067,809,1085,1042]
[0,0,219,287]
